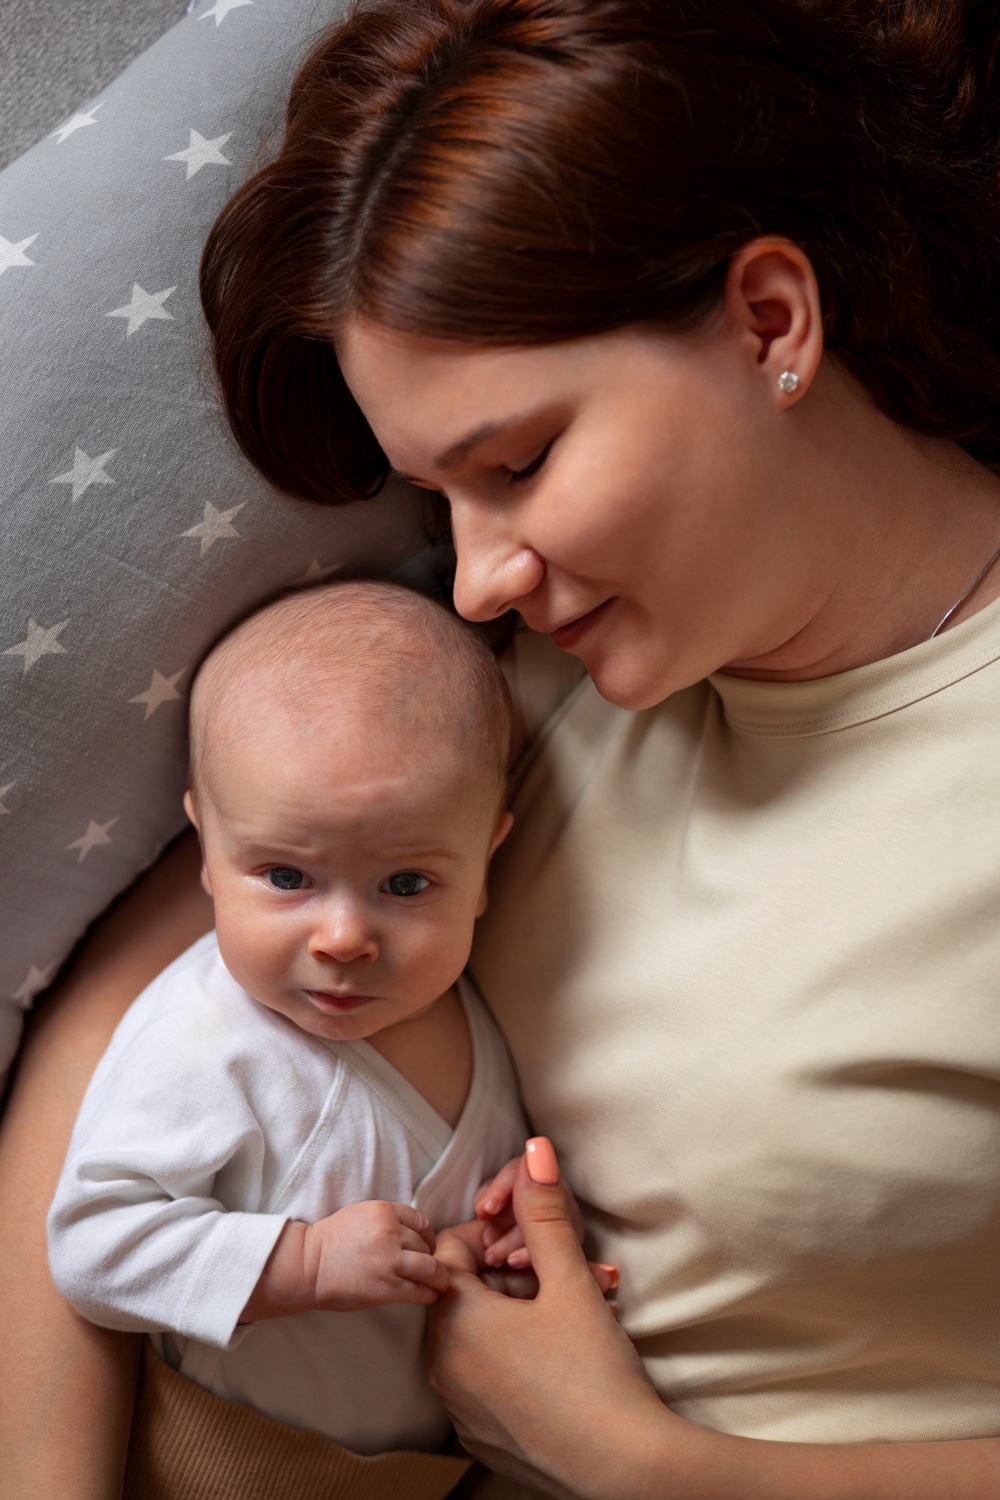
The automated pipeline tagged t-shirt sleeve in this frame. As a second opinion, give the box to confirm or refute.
[509,627,588,746]
[47,1004,289,1350]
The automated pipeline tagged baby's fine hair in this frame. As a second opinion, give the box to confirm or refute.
[188,578,512,810]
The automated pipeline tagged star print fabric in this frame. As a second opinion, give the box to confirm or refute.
[0,0,428,1080]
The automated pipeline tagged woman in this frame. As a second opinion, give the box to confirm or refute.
[5,0,1000,1493]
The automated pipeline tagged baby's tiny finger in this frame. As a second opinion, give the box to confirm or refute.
[394,1280,440,1305]
[399,1227,435,1255]
[399,1250,451,1294]
[395,1204,437,1252]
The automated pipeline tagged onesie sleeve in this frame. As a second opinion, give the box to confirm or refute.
[47,997,290,1350]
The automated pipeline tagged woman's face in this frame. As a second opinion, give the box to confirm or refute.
[338,278,826,708]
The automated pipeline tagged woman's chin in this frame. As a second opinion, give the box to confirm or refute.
[585,653,678,711]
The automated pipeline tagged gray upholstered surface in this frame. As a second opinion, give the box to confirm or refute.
[0,0,431,1078]
[0,0,190,171]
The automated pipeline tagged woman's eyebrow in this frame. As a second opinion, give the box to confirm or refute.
[390,412,537,483]
[433,414,531,471]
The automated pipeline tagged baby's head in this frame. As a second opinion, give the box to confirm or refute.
[185,579,512,1041]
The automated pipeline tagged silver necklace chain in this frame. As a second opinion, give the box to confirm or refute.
[928,541,1000,640]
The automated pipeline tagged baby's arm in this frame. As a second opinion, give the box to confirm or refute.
[49,1001,452,1345]
[240,1200,450,1322]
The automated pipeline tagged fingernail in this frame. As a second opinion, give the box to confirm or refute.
[593,1262,620,1291]
[482,1197,499,1216]
[507,1248,530,1269]
[525,1136,559,1184]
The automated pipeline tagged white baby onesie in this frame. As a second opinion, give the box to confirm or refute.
[48,933,527,1455]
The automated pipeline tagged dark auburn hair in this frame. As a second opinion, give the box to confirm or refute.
[200,0,1000,503]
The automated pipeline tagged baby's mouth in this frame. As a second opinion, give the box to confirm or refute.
[303,989,378,1014]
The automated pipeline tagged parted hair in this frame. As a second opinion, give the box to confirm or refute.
[200,0,1000,503]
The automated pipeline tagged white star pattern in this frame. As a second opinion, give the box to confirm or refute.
[181,501,244,556]
[66,816,119,864]
[4,618,69,673]
[0,232,37,276]
[198,0,253,25]
[293,559,343,586]
[50,446,116,503]
[106,283,176,337]
[51,103,104,144]
[12,963,57,1008]
[164,128,233,180]
[129,668,185,720]
[0,783,13,816]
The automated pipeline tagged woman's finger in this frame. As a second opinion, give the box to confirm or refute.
[512,1138,597,1297]
[475,1155,520,1219]
[481,1202,517,1249]
[483,1222,525,1267]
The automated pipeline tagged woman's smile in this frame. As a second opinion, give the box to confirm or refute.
[549,598,616,650]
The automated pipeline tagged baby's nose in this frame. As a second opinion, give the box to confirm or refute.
[308,903,378,965]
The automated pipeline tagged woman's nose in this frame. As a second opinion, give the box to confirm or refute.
[450,502,545,622]
[308,901,378,965]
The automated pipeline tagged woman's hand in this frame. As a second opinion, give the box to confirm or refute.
[474,1145,588,1270]
[428,1139,668,1499]
[430,1140,1000,1500]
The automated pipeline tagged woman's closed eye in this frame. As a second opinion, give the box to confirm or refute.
[382,871,431,897]
[503,440,553,486]
[265,866,308,891]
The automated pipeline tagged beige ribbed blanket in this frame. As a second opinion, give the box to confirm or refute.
[124,1342,472,1500]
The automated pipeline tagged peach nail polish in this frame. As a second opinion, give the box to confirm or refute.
[593,1262,620,1291]
[525,1136,559,1184]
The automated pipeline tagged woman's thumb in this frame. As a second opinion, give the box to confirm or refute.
[512,1137,594,1293]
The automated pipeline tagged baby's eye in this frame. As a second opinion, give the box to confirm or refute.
[382,872,431,898]
[265,867,307,891]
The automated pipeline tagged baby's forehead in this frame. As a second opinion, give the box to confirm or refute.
[190,580,508,808]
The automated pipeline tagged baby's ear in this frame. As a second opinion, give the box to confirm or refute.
[182,792,213,898]
[489,810,514,859]
[476,810,515,917]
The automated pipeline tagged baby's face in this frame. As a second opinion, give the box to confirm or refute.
[189,711,509,1044]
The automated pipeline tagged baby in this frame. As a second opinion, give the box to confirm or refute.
[47,579,528,1460]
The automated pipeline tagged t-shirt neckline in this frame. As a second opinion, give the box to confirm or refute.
[709,591,1000,738]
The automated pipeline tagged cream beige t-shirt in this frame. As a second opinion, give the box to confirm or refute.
[471,602,1000,1444]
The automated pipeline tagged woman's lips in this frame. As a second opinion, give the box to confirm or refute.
[304,990,377,1013]
[550,598,614,650]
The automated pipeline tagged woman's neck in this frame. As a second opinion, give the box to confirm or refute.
[720,366,1000,683]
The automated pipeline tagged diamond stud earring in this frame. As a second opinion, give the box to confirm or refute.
[777,370,800,394]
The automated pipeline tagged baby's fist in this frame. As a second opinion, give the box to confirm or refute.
[306,1200,450,1311]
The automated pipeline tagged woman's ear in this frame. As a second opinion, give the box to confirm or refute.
[476,809,514,917]
[723,236,824,405]
[182,790,213,898]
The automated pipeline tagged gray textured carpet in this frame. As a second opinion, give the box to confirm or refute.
[0,0,189,170]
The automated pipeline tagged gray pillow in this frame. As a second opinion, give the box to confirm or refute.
[0,0,429,1077]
